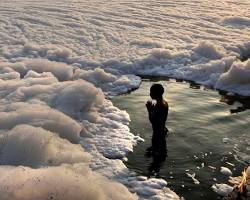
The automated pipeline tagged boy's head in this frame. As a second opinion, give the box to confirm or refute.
[150,84,164,99]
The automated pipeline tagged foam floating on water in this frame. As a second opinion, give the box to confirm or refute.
[220,167,233,176]
[212,184,234,197]
[186,173,200,185]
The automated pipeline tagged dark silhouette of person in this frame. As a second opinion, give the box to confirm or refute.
[146,83,168,156]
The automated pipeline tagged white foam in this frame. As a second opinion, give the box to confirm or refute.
[220,167,233,176]
[0,102,81,143]
[0,125,90,167]
[193,41,226,60]
[211,184,233,197]
[0,164,137,200]
[222,137,230,143]
[0,59,73,81]
[0,1,250,199]
[0,72,20,80]
[0,69,176,199]
[186,173,200,185]
[73,68,141,96]
[5,79,104,120]
[216,59,250,96]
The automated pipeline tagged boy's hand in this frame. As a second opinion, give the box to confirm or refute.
[146,101,153,111]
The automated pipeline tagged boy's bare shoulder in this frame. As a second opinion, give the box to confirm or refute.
[163,100,169,108]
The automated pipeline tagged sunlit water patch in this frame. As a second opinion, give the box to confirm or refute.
[112,78,250,200]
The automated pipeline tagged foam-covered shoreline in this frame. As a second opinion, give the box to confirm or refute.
[0,58,180,199]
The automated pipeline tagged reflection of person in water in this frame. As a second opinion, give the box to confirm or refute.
[146,83,169,155]
[148,148,167,176]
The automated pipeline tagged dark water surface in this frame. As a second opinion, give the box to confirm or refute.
[111,79,250,200]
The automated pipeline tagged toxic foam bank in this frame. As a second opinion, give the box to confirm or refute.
[0,0,250,199]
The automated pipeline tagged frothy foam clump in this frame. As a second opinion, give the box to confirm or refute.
[193,41,226,60]
[220,167,233,176]
[0,125,90,167]
[5,79,104,120]
[81,100,135,159]
[212,183,233,197]
[133,48,191,72]
[54,80,104,119]
[0,72,20,80]
[74,68,141,96]
[216,59,250,96]
[0,102,81,143]
[0,59,73,81]
[74,68,117,85]
[0,164,138,200]
[23,43,73,61]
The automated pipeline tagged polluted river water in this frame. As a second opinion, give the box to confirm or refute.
[112,78,250,200]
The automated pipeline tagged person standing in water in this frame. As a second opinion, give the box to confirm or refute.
[146,83,169,155]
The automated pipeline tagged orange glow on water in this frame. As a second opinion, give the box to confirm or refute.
[238,169,247,193]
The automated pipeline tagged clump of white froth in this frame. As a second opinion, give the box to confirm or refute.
[216,59,250,96]
[0,74,58,100]
[135,49,175,67]
[55,80,104,119]
[212,184,233,197]
[74,68,117,85]
[0,72,20,80]
[0,164,138,200]
[74,68,141,96]
[6,79,104,120]
[130,48,192,76]
[220,167,233,176]
[81,100,135,159]
[24,70,55,79]
[0,125,90,167]
[23,43,73,61]
[0,102,81,143]
[130,39,164,48]
[24,59,73,81]
[0,59,73,81]
[193,41,226,60]
[180,56,236,86]
[109,74,141,96]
